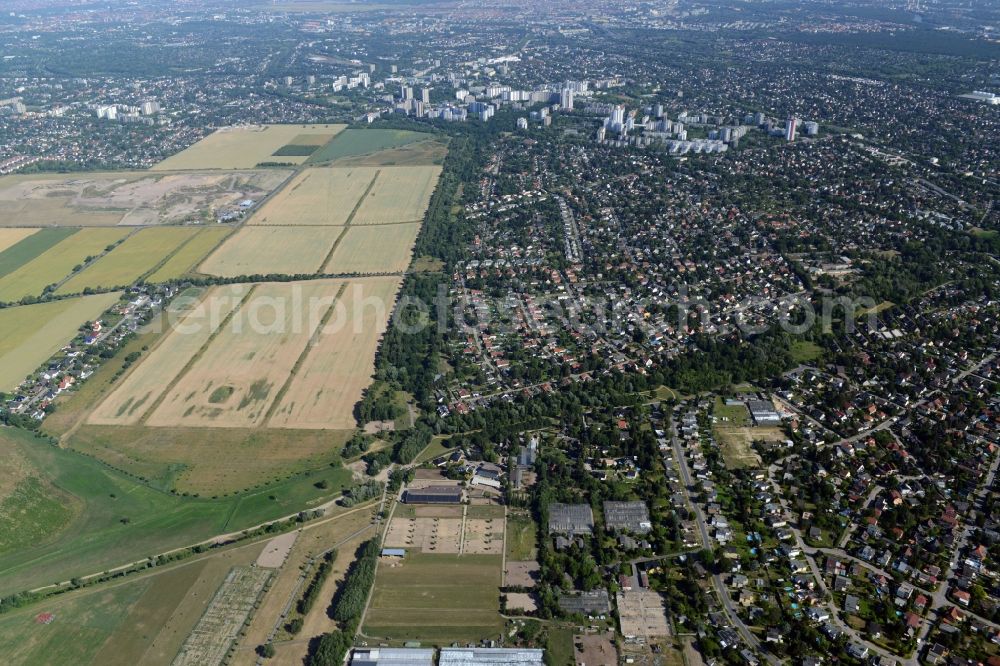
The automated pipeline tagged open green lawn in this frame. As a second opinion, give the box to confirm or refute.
[790,340,823,363]
[545,627,575,666]
[413,435,452,465]
[309,129,435,164]
[0,427,352,595]
[0,228,77,279]
[363,552,503,643]
[505,513,537,560]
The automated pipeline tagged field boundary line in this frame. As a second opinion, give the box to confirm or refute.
[136,228,202,283]
[316,170,381,273]
[137,284,258,425]
[47,227,140,296]
[262,282,348,426]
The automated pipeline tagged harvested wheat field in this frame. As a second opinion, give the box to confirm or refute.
[56,226,200,294]
[152,124,345,171]
[268,277,400,430]
[89,284,252,426]
[351,166,441,225]
[198,226,343,277]
[323,223,420,275]
[248,167,379,227]
[147,280,344,428]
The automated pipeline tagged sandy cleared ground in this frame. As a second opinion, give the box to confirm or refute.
[0,228,39,252]
[503,560,539,588]
[152,124,345,171]
[506,593,537,613]
[385,517,463,553]
[351,166,441,225]
[574,632,618,666]
[616,589,671,639]
[0,292,121,391]
[0,228,130,302]
[323,223,420,274]
[268,277,400,429]
[464,518,504,555]
[88,284,250,425]
[256,531,298,568]
[0,170,289,226]
[248,167,379,227]
[147,280,343,428]
[199,226,343,277]
[56,226,200,294]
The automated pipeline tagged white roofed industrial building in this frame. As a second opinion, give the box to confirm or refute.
[351,647,435,666]
[439,647,545,665]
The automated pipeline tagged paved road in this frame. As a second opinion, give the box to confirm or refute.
[667,410,779,665]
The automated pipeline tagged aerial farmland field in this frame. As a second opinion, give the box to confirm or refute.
[146,280,344,428]
[88,284,251,426]
[151,124,346,171]
[0,292,121,391]
[268,277,400,429]
[247,167,379,227]
[322,223,420,274]
[0,228,130,302]
[146,226,233,283]
[308,128,435,164]
[198,226,343,277]
[0,170,290,227]
[0,228,40,253]
[56,226,201,294]
[0,228,77,279]
[351,166,441,224]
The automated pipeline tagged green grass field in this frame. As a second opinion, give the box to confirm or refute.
[56,227,199,294]
[0,570,148,665]
[790,340,823,363]
[0,292,122,391]
[0,427,352,595]
[309,129,435,164]
[0,228,130,302]
[505,513,538,560]
[0,228,77,279]
[363,552,503,643]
